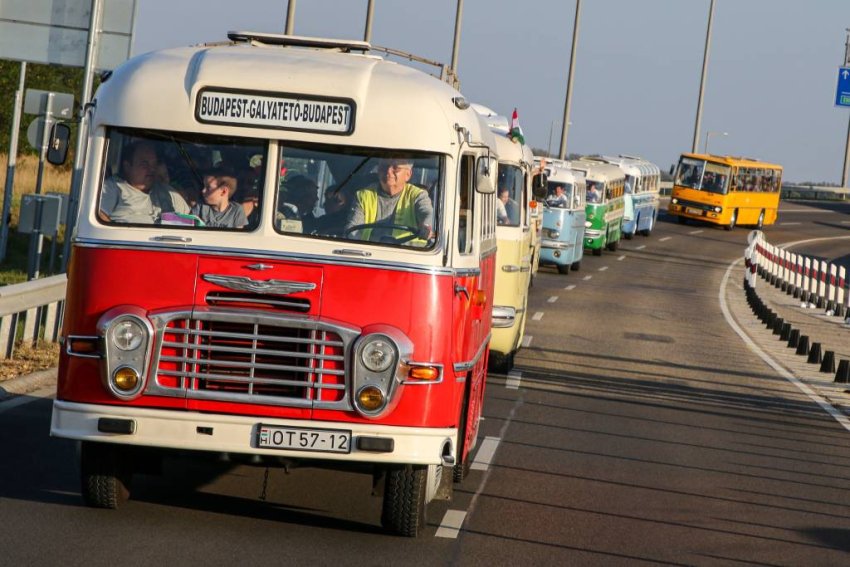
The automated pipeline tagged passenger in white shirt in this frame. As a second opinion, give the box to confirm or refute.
[99,141,189,224]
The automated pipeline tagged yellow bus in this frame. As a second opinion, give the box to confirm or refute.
[668,153,783,230]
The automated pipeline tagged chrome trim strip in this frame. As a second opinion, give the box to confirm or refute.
[401,362,445,385]
[452,333,491,373]
[74,239,464,276]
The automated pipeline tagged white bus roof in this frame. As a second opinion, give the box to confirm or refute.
[93,34,491,154]
[573,157,625,182]
[545,162,585,185]
[599,155,660,177]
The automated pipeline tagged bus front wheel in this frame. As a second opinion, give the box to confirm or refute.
[557,263,570,275]
[571,261,581,271]
[381,465,428,537]
[80,442,132,509]
[677,216,687,225]
[725,209,738,231]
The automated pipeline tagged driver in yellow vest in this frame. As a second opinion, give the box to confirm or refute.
[346,157,434,244]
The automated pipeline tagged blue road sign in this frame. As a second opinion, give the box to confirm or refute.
[836,67,850,107]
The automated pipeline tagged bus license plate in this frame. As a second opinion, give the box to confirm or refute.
[257,425,352,454]
[686,207,702,216]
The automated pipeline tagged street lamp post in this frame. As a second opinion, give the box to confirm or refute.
[704,131,727,154]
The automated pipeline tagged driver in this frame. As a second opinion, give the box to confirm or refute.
[346,157,434,243]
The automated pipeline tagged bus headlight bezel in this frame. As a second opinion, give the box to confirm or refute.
[351,327,413,418]
[97,306,153,400]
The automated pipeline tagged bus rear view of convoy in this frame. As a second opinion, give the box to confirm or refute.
[50,32,501,537]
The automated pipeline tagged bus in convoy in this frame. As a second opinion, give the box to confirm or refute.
[574,157,626,256]
[50,32,501,537]
[472,105,535,372]
[668,153,783,230]
[601,155,660,239]
[535,157,586,274]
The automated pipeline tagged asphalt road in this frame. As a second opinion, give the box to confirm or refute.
[1,200,849,566]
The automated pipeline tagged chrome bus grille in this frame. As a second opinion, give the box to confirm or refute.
[148,310,358,409]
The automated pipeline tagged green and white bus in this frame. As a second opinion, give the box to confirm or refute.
[574,158,625,255]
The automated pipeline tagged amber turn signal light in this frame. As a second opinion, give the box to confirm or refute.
[408,366,439,381]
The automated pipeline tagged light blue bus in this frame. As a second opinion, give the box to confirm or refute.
[601,155,661,239]
[534,158,586,274]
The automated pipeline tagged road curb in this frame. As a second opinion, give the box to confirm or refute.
[0,368,58,400]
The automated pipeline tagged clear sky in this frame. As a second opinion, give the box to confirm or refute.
[131,0,850,184]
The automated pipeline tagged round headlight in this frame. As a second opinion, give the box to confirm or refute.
[357,385,385,411]
[113,366,140,392]
[714,206,722,213]
[110,319,144,351]
[361,339,395,372]
[672,198,679,204]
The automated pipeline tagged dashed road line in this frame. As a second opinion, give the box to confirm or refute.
[436,510,467,539]
[689,229,704,235]
[582,275,592,281]
[636,245,646,250]
[471,436,501,471]
[522,335,533,347]
[565,284,576,291]
[598,266,608,272]
[532,311,544,321]
[547,296,558,303]
[659,236,672,242]
[506,370,522,390]
[780,222,801,226]
[617,255,626,261]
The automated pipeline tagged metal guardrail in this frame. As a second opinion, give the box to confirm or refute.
[0,274,67,359]
[780,184,849,201]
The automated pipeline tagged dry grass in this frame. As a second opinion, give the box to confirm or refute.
[0,152,73,225]
[0,341,59,382]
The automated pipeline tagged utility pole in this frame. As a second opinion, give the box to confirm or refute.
[692,0,716,153]
[558,0,581,160]
[285,0,296,35]
[449,0,464,83]
[364,0,375,43]
[842,28,850,188]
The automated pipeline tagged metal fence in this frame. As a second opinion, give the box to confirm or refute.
[745,231,850,320]
[0,274,66,359]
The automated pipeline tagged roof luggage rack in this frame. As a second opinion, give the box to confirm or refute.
[227,31,371,52]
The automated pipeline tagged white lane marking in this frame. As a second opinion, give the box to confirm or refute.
[841,220,850,224]
[506,370,522,390]
[0,387,54,416]
[598,266,608,272]
[435,510,467,539]
[582,275,592,281]
[781,209,836,213]
[532,311,544,321]
[617,255,626,261]
[779,222,801,226]
[522,335,533,348]
[636,245,646,250]
[689,229,704,235]
[720,254,850,434]
[547,296,558,303]
[659,236,672,242]
[471,436,501,471]
[565,284,576,291]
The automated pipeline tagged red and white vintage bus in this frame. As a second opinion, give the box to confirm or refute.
[51,32,499,537]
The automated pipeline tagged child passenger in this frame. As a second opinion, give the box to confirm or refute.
[191,171,248,228]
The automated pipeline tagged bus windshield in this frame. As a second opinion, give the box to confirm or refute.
[497,164,523,226]
[98,128,267,230]
[276,143,442,249]
[675,157,731,195]
[545,181,575,209]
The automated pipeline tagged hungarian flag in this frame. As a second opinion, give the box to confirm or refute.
[509,108,525,144]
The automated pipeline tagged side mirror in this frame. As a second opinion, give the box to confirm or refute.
[531,173,548,200]
[47,123,71,165]
[475,155,495,194]
[669,164,675,176]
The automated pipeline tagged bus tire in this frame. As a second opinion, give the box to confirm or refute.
[381,464,428,537]
[452,378,473,483]
[592,247,602,256]
[677,216,687,225]
[607,239,618,252]
[756,210,765,229]
[80,442,132,509]
[623,230,634,240]
[571,261,581,271]
[488,350,513,373]
[557,263,570,275]
[725,209,738,231]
